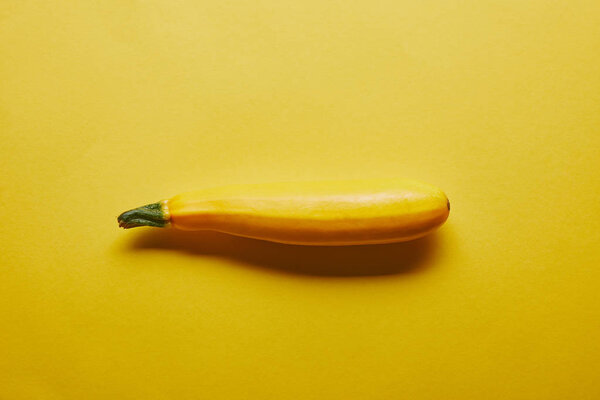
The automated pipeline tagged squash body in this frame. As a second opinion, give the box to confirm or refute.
[165,179,450,245]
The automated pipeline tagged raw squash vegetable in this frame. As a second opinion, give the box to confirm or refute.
[117,178,450,245]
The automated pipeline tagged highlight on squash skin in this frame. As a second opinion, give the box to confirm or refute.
[117,179,450,246]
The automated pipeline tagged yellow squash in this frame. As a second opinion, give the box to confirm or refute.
[118,179,450,245]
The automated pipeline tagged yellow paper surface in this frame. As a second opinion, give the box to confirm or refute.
[1,1,599,398]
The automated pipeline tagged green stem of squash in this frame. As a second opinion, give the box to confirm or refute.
[117,202,169,229]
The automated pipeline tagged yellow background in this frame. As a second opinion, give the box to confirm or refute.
[1,1,599,398]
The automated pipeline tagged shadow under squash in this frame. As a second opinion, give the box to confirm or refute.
[125,228,443,277]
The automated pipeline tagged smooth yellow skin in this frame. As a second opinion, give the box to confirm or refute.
[164,179,449,245]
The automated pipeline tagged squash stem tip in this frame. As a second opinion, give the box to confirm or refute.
[117,202,169,229]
